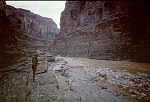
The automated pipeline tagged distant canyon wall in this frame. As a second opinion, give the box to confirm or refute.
[6,5,59,43]
[50,1,150,62]
[0,1,59,67]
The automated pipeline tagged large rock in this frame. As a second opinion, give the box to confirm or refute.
[47,57,55,62]
[50,1,150,63]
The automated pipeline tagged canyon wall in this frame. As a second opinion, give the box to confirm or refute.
[50,1,150,62]
[6,5,59,44]
[0,1,59,67]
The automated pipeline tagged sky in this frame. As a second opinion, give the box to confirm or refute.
[6,1,66,29]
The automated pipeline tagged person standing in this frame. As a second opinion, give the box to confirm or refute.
[32,54,38,81]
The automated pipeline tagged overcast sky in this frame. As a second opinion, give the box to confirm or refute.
[6,1,66,29]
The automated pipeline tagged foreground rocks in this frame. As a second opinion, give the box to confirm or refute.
[0,53,58,102]
[86,68,150,101]
[52,58,137,102]
[1,55,150,102]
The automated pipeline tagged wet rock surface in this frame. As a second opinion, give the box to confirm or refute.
[52,59,135,102]
[1,54,150,102]
[85,67,150,101]
[0,52,58,102]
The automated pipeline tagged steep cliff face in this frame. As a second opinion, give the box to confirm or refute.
[50,1,150,62]
[6,5,59,43]
[0,2,59,68]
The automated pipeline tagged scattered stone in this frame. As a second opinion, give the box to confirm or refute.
[101,86,107,89]
[86,67,150,99]
[131,95,137,97]
[47,55,55,62]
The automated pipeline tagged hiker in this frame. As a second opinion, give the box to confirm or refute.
[32,54,38,81]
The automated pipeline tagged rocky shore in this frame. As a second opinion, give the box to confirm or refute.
[1,52,150,102]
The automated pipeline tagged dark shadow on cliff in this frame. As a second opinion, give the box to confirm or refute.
[0,8,25,68]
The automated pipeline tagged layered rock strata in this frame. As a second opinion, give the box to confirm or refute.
[0,1,59,68]
[6,5,59,44]
[50,1,150,62]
